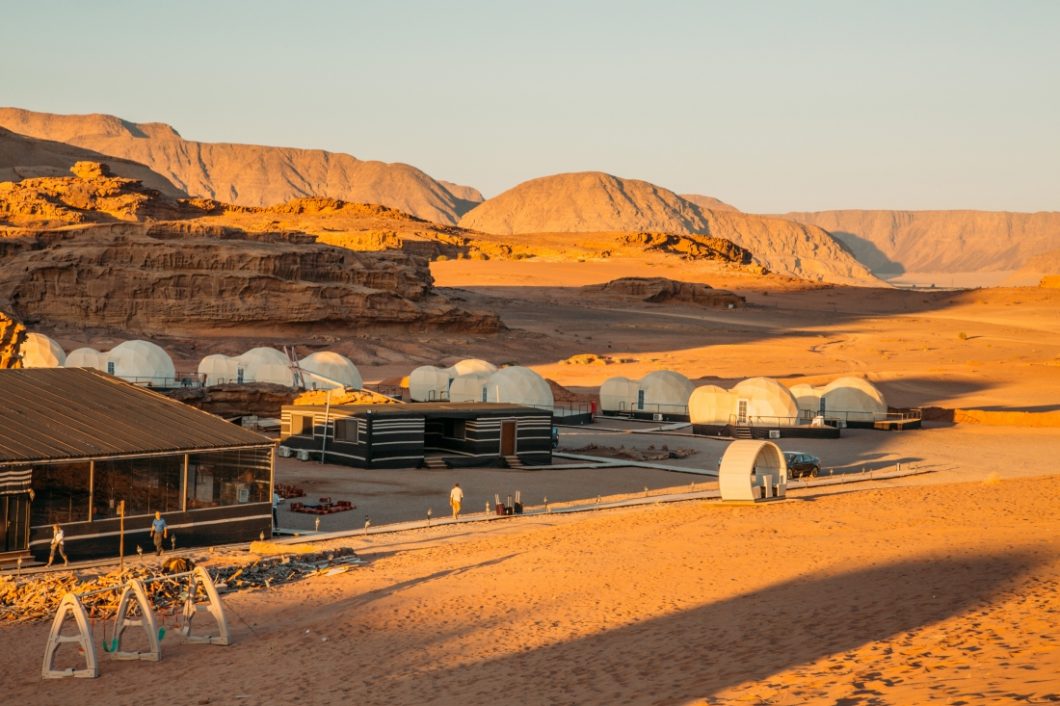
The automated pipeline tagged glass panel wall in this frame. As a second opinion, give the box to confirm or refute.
[30,462,91,527]
[186,448,271,510]
[93,456,183,519]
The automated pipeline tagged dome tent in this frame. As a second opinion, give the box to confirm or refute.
[638,370,695,415]
[599,377,638,414]
[299,352,362,390]
[107,340,176,383]
[822,376,887,422]
[236,347,294,387]
[409,365,452,402]
[486,366,553,409]
[790,383,822,417]
[197,354,239,386]
[449,372,491,403]
[689,378,799,425]
[20,333,66,368]
[66,347,107,371]
[447,358,497,377]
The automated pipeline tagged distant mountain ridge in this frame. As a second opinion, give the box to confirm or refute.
[459,172,878,285]
[781,209,1060,278]
[0,107,482,225]
[0,126,184,197]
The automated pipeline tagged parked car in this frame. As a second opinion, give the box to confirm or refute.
[784,451,820,478]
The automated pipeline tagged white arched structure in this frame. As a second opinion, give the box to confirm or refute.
[107,340,176,383]
[299,352,362,390]
[20,333,66,368]
[197,354,239,386]
[718,440,788,502]
[409,365,452,402]
[66,347,107,371]
[689,378,799,425]
[486,366,553,409]
[449,372,491,403]
[236,347,294,387]
[688,385,737,424]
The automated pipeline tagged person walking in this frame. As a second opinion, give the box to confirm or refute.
[46,524,68,567]
[449,483,464,520]
[150,511,168,556]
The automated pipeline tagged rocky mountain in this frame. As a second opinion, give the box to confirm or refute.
[0,164,501,338]
[459,172,878,285]
[0,306,25,368]
[680,193,740,213]
[781,210,1060,277]
[0,126,184,197]
[0,108,479,225]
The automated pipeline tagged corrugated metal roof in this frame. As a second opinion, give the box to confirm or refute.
[0,368,273,465]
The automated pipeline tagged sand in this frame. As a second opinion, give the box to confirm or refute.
[3,474,1057,705]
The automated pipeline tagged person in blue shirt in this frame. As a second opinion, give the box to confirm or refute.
[150,511,168,556]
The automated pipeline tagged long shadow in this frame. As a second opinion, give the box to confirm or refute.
[393,551,1041,704]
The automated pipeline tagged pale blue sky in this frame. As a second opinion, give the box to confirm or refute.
[3,1,1058,212]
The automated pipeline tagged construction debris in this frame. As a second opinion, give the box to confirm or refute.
[0,547,362,623]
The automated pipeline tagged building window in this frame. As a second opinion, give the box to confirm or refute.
[443,419,466,439]
[30,462,91,527]
[186,448,271,509]
[335,418,358,443]
[92,456,183,519]
[290,414,314,436]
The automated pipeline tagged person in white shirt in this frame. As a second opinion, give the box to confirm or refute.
[46,524,68,567]
[449,483,464,519]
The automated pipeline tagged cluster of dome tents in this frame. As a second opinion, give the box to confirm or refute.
[408,359,554,410]
[599,370,889,426]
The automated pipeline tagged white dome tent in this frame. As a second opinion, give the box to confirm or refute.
[486,366,554,409]
[689,377,799,425]
[409,365,452,402]
[600,370,694,418]
[20,333,66,368]
[447,358,497,377]
[599,377,638,414]
[792,376,888,425]
[448,372,492,403]
[107,340,176,384]
[197,354,239,386]
[298,352,362,390]
[65,347,107,371]
[236,347,294,387]
[638,370,695,417]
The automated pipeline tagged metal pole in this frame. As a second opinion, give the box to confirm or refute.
[118,500,125,571]
[87,460,95,522]
[319,389,332,464]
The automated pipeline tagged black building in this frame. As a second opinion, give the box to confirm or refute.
[0,368,275,564]
[280,402,553,468]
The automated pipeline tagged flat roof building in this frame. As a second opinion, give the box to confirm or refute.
[0,368,274,564]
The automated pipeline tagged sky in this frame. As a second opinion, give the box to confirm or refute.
[3,0,1058,212]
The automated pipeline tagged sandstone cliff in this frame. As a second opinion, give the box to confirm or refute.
[0,306,26,369]
[781,209,1060,277]
[0,126,184,197]
[680,193,740,213]
[0,107,475,225]
[0,166,501,338]
[458,172,878,285]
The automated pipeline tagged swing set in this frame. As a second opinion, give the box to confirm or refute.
[42,566,231,679]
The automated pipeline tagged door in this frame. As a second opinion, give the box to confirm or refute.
[737,399,749,424]
[500,421,517,456]
[0,493,30,553]
[637,389,645,411]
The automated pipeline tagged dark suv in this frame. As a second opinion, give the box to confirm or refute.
[784,451,820,478]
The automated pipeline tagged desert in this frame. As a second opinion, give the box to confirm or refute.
[3,4,1060,704]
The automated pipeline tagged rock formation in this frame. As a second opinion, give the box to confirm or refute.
[0,126,184,197]
[781,209,1060,277]
[0,165,501,339]
[680,193,740,212]
[458,172,878,285]
[0,108,477,225]
[0,305,26,369]
[581,277,745,308]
